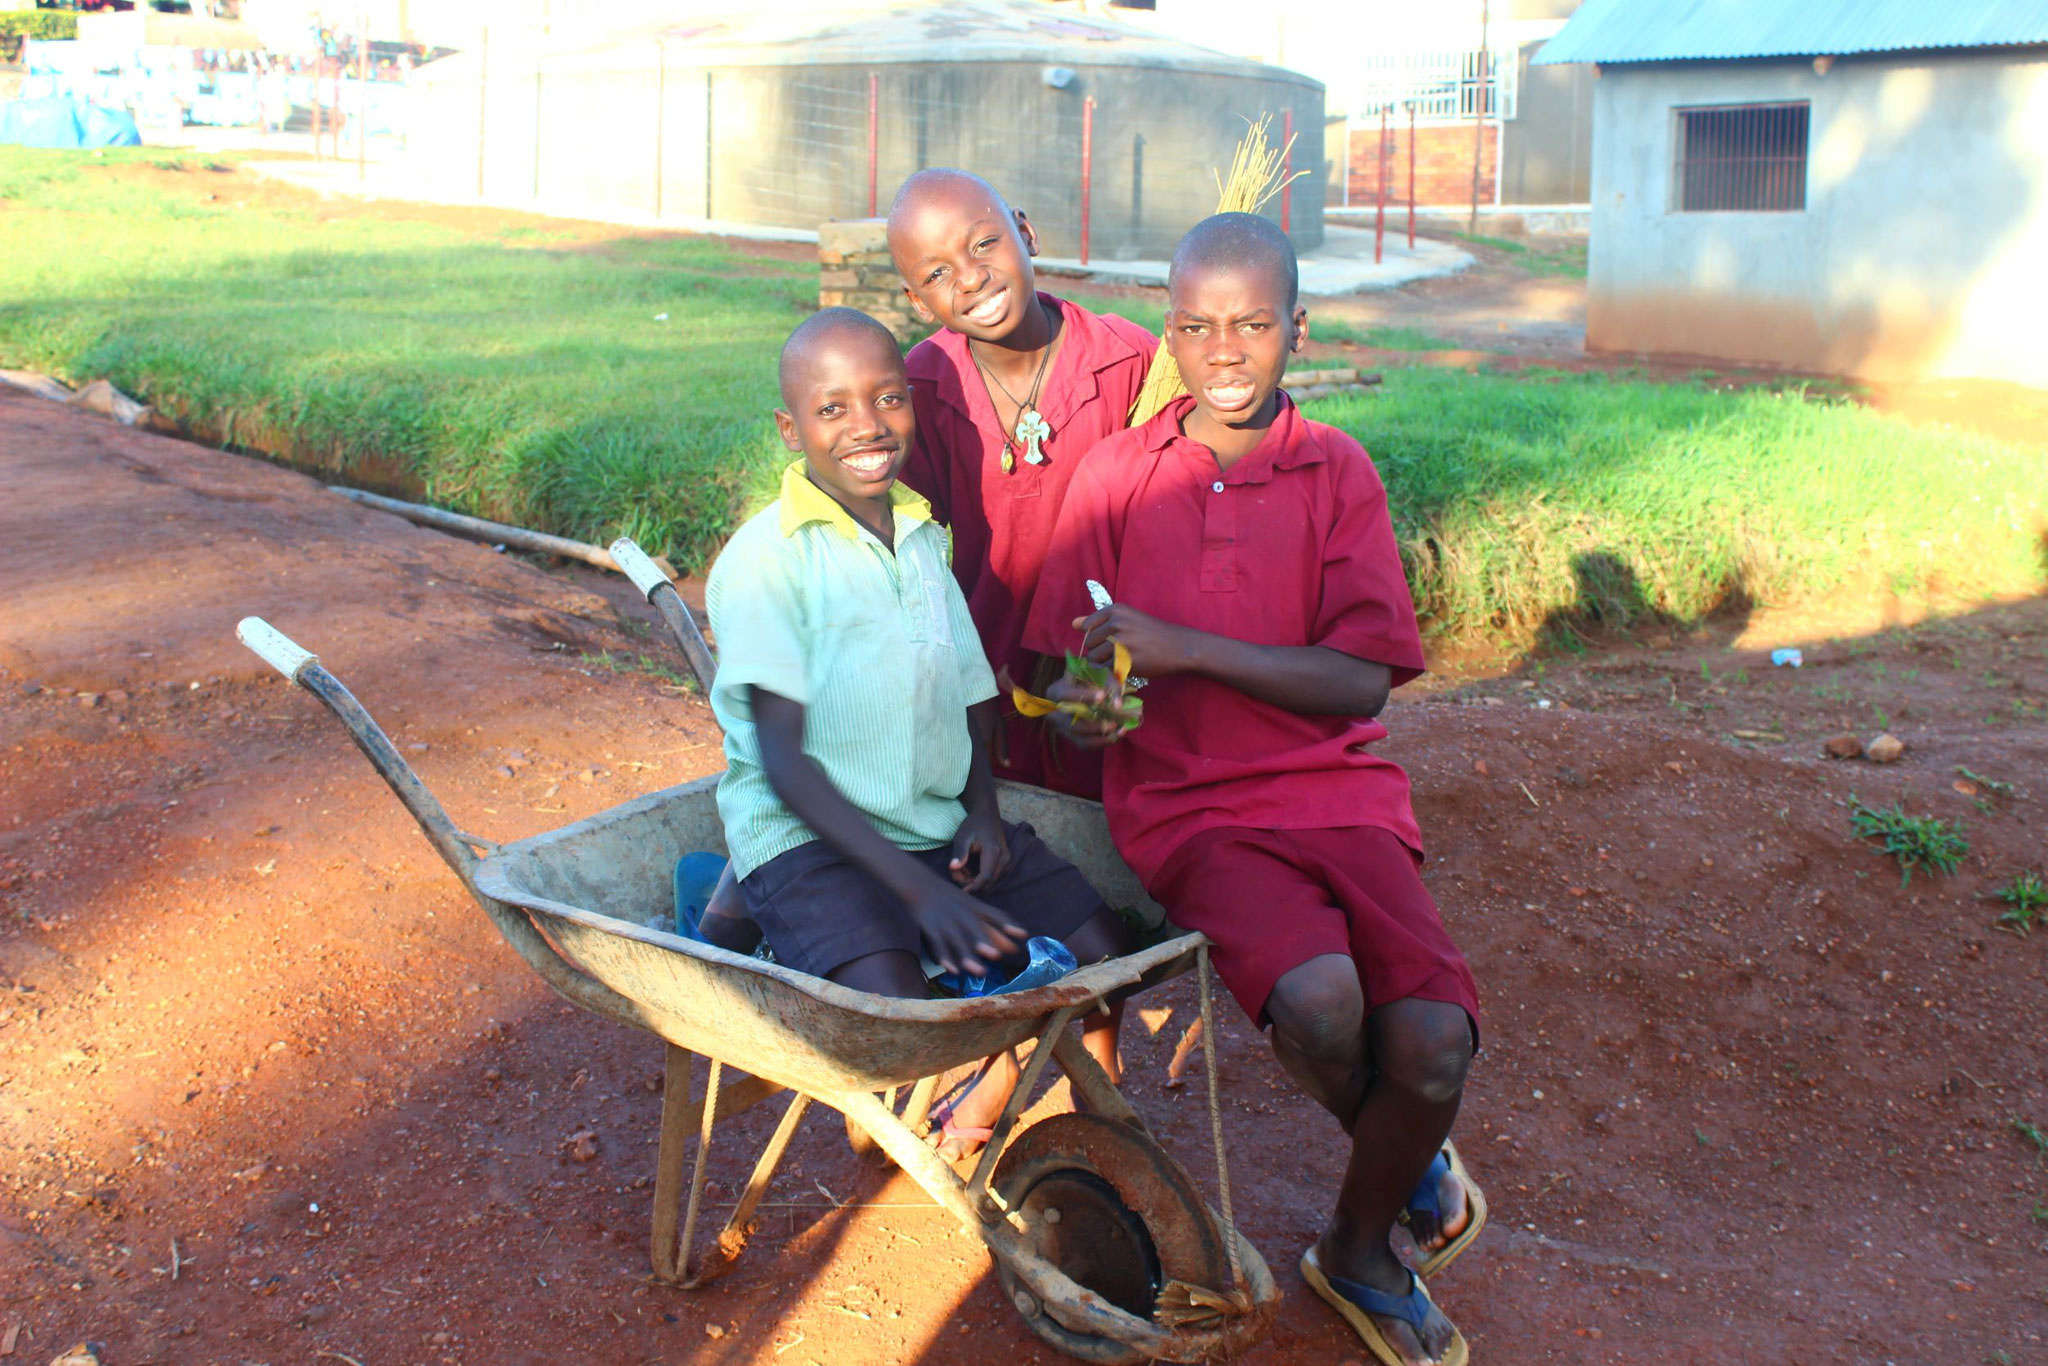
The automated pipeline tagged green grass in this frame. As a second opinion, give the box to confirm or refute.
[1314,318,1463,352]
[1305,369,2048,638]
[1453,231,1589,279]
[3,148,2046,639]
[1847,797,1970,886]
[0,148,809,570]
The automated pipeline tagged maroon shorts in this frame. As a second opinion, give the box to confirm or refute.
[1151,825,1480,1040]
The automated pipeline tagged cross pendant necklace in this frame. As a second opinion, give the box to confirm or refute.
[973,302,1057,473]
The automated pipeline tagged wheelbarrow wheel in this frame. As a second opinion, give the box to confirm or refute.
[991,1113,1236,1365]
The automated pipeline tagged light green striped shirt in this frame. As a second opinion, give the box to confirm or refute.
[706,461,999,879]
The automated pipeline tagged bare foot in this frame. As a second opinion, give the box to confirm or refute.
[933,1053,1018,1160]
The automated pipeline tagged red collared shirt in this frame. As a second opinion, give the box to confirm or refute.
[903,298,1155,672]
[903,293,1155,792]
[1023,393,1428,885]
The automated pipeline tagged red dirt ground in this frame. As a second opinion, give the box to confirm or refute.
[3,386,2046,1366]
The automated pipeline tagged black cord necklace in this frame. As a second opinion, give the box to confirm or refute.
[971,301,1057,473]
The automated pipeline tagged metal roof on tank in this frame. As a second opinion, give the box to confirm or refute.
[431,0,1320,85]
[1534,0,2048,66]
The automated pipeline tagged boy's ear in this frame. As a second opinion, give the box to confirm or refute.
[899,280,938,325]
[1013,208,1041,258]
[772,408,803,453]
[1290,305,1309,354]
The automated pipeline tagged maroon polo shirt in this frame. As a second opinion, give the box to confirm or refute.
[903,293,1156,794]
[1023,393,1428,885]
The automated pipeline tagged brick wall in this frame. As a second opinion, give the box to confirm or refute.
[1345,122,1498,208]
[817,217,920,345]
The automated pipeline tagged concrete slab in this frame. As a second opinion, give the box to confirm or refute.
[1038,226,1471,296]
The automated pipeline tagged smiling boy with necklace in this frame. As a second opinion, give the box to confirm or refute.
[1025,215,1486,1366]
[887,168,1157,797]
[703,308,1136,1009]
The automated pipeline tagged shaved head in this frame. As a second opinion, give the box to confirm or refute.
[887,168,1013,251]
[1169,212,1299,311]
[778,307,902,407]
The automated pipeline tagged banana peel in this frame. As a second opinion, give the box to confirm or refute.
[1012,644,1144,734]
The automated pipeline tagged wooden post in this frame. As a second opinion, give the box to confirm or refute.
[1469,0,1489,235]
[867,71,879,218]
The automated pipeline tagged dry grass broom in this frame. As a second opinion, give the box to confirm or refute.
[1126,114,1308,426]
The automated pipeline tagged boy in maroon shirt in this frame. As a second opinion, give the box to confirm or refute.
[1026,214,1483,1366]
[888,168,1157,798]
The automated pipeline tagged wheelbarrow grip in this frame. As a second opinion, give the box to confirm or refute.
[608,537,671,601]
[236,616,318,683]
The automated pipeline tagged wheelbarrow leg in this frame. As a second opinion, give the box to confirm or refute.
[651,1045,701,1281]
[686,1090,812,1286]
[651,1045,795,1282]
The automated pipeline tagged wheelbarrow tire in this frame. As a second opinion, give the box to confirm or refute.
[991,1113,1236,1364]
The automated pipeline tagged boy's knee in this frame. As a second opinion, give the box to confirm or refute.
[1372,1000,1473,1105]
[1266,956,1367,1063]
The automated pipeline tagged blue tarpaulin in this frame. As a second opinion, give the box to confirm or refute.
[0,96,143,149]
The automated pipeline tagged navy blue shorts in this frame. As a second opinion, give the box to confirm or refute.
[739,821,1105,981]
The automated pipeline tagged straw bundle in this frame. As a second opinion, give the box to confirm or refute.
[1126,114,1307,426]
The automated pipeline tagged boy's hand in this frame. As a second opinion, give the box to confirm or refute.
[1074,604,1192,677]
[909,883,1024,977]
[949,808,1012,892]
[1045,675,1124,749]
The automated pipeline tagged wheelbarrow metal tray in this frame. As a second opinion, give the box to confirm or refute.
[473,773,1185,1097]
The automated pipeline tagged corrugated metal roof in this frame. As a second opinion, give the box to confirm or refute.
[1534,0,2048,66]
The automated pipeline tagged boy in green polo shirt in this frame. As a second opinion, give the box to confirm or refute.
[705,308,1137,1003]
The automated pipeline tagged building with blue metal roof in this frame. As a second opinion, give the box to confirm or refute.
[1536,0,2048,385]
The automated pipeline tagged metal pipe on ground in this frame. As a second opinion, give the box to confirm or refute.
[327,487,678,581]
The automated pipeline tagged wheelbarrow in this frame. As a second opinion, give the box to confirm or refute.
[231,548,1277,1363]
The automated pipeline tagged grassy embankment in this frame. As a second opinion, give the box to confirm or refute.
[3,149,2043,640]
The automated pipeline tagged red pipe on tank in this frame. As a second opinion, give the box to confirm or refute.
[1375,104,1387,265]
[1080,95,1095,266]
[1408,101,1417,249]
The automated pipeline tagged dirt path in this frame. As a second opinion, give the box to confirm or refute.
[4,389,2047,1365]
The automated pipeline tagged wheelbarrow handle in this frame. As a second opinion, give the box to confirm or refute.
[236,616,318,683]
[610,536,717,698]
[607,537,671,600]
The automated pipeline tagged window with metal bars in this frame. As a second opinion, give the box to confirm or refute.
[1673,102,1809,212]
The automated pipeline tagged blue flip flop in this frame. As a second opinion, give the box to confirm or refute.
[1401,1141,1488,1278]
[1300,1244,1469,1366]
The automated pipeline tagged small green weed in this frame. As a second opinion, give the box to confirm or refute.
[2012,1116,2048,1165]
[1992,870,2048,936]
[1847,797,1969,885]
[580,650,698,694]
[1956,766,2012,796]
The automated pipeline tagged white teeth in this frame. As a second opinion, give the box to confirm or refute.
[967,291,1007,323]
